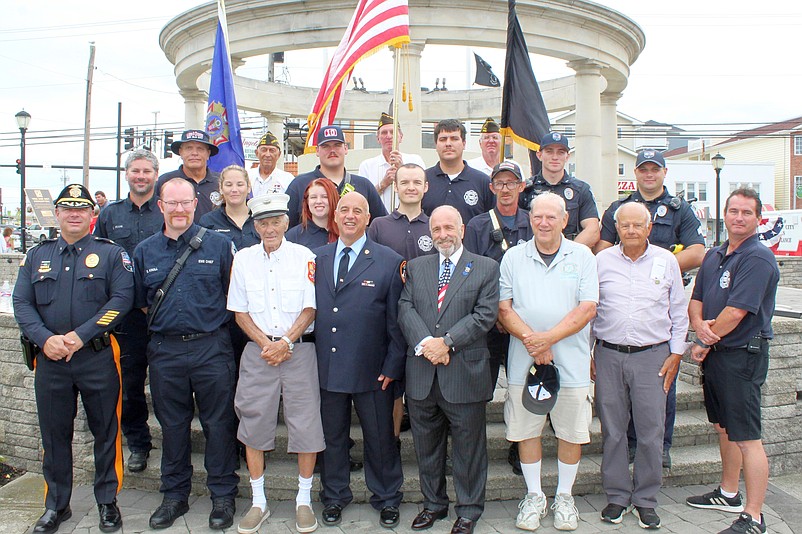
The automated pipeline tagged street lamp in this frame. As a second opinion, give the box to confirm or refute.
[15,110,31,253]
[711,152,725,246]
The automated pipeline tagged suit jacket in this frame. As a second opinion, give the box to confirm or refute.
[314,238,406,393]
[398,249,500,404]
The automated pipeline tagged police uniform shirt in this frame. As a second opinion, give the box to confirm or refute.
[132,223,234,335]
[156,166,222,222]
[367,210,436,260]
[248,166,295,197]
[93,195,164,254]
[520,172,598,238]
[600,188,705,250]
[227,239,316,337]
[286,166,388,228]
[422,161,494,224]
[199,207,260,250]
[286,221,331,250]
[691,234,779,347]
[14,234,135,348]
[463,208,533,263]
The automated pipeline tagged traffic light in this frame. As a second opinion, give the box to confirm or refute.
[163,131,173,158]
[15,159,22,174]
[124,128,135,151]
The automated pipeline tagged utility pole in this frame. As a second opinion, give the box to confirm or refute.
[82,42,96,187]
[116,102,122,201]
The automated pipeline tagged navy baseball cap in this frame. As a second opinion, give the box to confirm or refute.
[635,149,666,168]
[317,125,346,145]
[539,131,570,151]
[491,160,524,182]
[522,363,560,415]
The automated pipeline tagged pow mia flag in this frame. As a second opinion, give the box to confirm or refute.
[474,53,500,87]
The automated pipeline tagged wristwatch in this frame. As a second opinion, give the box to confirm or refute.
[443,333,456,352]
[280,336,295,350]
[694,337,709,349]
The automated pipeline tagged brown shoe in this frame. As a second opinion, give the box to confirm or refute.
[237,506,270,534]
[295,504,318,533]
[411,508,448,530]
[451,517,475,534]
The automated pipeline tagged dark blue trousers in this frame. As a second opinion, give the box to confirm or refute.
[117,310,152,453]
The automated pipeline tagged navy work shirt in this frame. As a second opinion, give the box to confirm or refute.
[367,210,435,260]
[520,172,598,239]
[93,195,164,254]
[199,207,260,250]
[691,234,779,347]
[286,166,387,228]
[464,208,533,263]
[156,166,221,222]
[601,188,705,250]
[14,234,135,348]
[133,223,234,335]
[286,221,331,249]
[422,162,493,224]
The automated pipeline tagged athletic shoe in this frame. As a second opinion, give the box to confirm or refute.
[600,503,631,524]
[633,507,661,529]
[237,506,270,534]
[686,487,744,513]
[551,494,578,531]
[515,493,547,531]
[718,512,766,533]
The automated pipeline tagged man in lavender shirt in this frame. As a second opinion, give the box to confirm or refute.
[593,202,689,529]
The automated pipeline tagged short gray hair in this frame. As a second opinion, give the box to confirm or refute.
[613,202,651,225]
[125,149,159,173]
[529,192,566,216]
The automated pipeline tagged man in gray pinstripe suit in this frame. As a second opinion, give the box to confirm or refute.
[398,205,500,534]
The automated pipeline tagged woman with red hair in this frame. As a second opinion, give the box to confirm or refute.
[286,178,339,249]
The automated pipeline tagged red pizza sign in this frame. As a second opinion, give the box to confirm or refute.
[618,180,637,192]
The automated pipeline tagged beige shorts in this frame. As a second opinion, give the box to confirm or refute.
[504,384,592,445]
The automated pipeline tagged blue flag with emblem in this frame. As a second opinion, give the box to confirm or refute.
[206,0,244,172]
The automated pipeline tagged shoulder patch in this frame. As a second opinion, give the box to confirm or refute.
[121,251,134,273]
[307,260,315,283]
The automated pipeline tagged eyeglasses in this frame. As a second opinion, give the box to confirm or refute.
[162,200,194,210]
[492,181,521,191]
[616,222,649,231]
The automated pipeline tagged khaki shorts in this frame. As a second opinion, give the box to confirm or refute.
[504,384,592,445]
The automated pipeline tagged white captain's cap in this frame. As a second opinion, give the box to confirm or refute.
[248,193,290,220]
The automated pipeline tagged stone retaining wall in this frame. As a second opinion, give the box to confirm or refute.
[776,256,802,289]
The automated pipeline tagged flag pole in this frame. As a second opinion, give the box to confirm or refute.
[391,45,403,208]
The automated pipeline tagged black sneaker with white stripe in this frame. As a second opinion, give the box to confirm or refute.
[718,512,766,533]
[686,487,744,513]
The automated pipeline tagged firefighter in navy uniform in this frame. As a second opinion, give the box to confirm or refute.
[596,149,706,469]
[519,132,600,248]
[14,184,134,534]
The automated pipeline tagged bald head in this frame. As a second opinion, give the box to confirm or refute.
[335,192,370,245]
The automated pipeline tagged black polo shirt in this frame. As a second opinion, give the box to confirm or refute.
[93,195,164,255]
[464,208,533,263]
[422,161,493,224]
[520,172,598,239]
[157,165,221,222]
[198,207,260,251]
[367,210,435,260]
[285,221,331,249]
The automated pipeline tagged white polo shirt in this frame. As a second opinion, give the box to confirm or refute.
[466,156,493,176]
[358,152,426,211]
[499,238,598,388]
[248,166,296,197]
[227,239,316,337]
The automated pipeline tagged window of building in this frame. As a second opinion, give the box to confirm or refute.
[568,163,576,176]
[617,127,623,139]
[563,126,575,138]
[795,136,802,155]
[618,163,625,176]
[697,183,707,202]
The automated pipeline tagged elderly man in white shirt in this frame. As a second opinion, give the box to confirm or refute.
[466,118,502,176]
[227,193,323,534]
[593,201,689,530]
[248,132,295,197]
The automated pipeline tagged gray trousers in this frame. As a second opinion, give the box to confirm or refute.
[595,342,668,508]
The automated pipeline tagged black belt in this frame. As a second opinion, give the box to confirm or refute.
[710,343,747,351]
[267,334,316,344]
[597,339,666,354]
[161,331,215,342]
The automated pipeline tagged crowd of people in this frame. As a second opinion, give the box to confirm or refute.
[13,115,778,534]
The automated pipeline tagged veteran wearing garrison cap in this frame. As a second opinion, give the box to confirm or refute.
[14,184,135,533]
[467,117,503,176]
[248,132,296,197]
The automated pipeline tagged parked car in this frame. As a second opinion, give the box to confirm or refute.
[26,224,51,243]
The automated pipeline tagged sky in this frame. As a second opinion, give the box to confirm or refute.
[1,0,801,213]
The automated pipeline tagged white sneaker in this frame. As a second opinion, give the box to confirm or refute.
[516,492,547,531]
[551,493,578,531]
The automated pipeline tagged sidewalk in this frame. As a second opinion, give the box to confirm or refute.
[2,472,800,534]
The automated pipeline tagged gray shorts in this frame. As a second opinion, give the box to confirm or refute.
[235,341,325,453]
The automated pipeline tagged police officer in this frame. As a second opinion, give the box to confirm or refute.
[93,149,163,474]
[596,149,706,468]
[133,177,238,530]
[156,129,221,221]
[519,132,600,248]
[14,184,134,534]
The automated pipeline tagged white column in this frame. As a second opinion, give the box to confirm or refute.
[600,91,622,210]
[568,60,604,199]
[180,89,208,130]
[392,41,424,156]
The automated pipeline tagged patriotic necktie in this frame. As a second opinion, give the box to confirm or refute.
[437,258,452,310]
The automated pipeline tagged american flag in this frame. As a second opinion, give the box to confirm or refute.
[304,0,410,153]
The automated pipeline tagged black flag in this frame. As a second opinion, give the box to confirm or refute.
[500,0,551,174]
[474,53,500,87]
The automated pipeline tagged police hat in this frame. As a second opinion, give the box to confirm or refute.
[539,131,570,151]
[257,132,281,150]
[490,160,524,182]
[522,363,560,415]
[248,193,290,220]
[317,125,346,145]
[481,117,500,134]
[171,129,220,157]
[54,184,95,209]
[635,149,666,169]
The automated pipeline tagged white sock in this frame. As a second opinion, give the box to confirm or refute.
[556,460,579,496]
[719,486,738,499]
[250,475,266,512]
[520,461,543,496]
[296,474,313,507]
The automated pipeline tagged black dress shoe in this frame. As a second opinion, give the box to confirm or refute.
[127,450,149,473]
[411,508,448,530]
[98,501,122,532]
[33,507,72,534]
[380,506,400,529]
[450,517,475,534]
[149,498,189,529]
[322,504,343,526]
[349,456,363,472]
[209,497,236,530]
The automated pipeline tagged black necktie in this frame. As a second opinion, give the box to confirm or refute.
[337,247,352,288]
